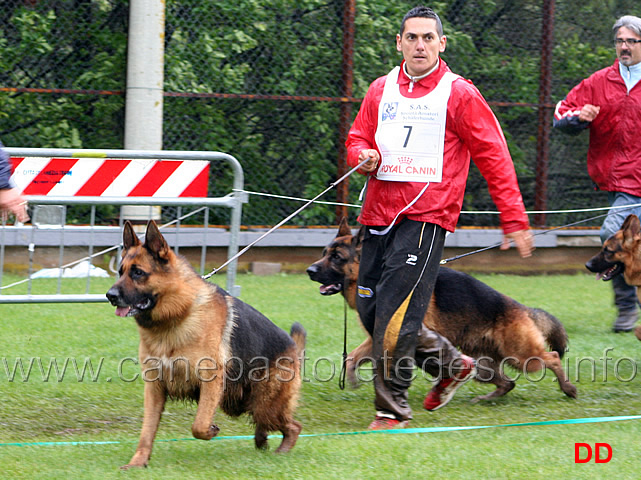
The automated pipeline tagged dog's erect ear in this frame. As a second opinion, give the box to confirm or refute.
[337,217,351,238]
[122,220,141,251]
[353,225,365,259]
[622,214,640,234]
[622,214,641,246]
[144,220,171,261]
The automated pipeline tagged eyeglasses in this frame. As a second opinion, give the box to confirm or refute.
[614,38,641,47]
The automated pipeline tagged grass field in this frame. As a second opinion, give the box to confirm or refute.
[1,271,640,479]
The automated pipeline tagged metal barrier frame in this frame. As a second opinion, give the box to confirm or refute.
[0,148,246,303]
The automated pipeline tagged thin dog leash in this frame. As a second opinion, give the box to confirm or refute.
[337,244,353,391]
[203,157,371,279]
[440,210,614,265]
[442,201,641,264]
[339,299,348,390]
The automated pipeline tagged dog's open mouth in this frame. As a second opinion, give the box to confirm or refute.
[319,283,342,296]
[115,306,135,317]
[595,263,623,281]
[114,298,153,317]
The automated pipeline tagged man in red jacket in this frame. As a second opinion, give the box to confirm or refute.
[346,6,533,430]
[554,15,641,333]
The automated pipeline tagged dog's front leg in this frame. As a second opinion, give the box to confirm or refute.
[122,381,166,470]
[346,336,373,388]
[191,377,224,440]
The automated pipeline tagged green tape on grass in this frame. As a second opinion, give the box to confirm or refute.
[2,415,640,447]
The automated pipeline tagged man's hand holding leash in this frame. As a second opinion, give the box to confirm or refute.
[0,187,28,223]
[358,149,380,173]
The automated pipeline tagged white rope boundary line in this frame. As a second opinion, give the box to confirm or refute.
[237,190,641,216]
[3,195,641,292]
[234,189,363,209]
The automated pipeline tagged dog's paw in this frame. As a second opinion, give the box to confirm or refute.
[120,463,147,470]
[563,383,578,399]
[345,360,362,389]
[121,452,149,470]
[193,423,220,440]
[347,370,362,389]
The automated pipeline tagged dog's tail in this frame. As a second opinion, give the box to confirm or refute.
[531,308,569,358]
[290,322,307,357]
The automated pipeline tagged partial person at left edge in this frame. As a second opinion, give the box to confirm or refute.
[0,140,29,223]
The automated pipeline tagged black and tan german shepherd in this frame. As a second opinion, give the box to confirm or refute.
[586,214,641,287]
[307,219,577,402]
[107,221,306,469]
[586,213,641,340]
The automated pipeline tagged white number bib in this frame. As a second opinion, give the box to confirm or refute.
[375,67,458,182]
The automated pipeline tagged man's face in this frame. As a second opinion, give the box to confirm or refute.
[396,17,446,77]
[615,26,641,67]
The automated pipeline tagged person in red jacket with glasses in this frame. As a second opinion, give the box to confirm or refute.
[554,15,641,333]
[0,141,28,223]
[346,5,533,430]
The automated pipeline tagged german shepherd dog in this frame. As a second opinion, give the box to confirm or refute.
[586,214,641,287]
[107,221,306,469]
[586,213,641,340]
[307,219,577,402]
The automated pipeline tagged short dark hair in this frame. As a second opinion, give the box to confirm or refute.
[400,6,443,37]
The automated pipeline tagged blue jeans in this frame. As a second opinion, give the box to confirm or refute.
[600,192,641,241]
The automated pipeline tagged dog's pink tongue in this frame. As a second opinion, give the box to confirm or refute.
[596,272,604,281]
[320,285,337,294]
[115,306,131,317]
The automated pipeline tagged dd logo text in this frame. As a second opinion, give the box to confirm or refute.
[575,443,612,463]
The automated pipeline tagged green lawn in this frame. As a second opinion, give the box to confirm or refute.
[1,272,640,479]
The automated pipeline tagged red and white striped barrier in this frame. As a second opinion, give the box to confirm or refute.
[10,157,210,197]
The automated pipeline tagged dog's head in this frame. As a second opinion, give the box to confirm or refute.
[586,214,641,285]
[306,218,361,298]
[106,220,174,320]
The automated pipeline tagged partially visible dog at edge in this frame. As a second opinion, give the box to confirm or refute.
[586,213,641,341]
[307,218,578,402]
[106,220,306,469]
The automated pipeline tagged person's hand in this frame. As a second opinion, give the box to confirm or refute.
[0,188,29,223]
[357,149,380,174]
[578,104,600,122]
[501,229,534,258]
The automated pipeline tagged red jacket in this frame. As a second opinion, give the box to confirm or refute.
[553,60,641,195]
[346,59,529,234]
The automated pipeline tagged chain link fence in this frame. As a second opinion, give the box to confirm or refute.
[1,0,639,229]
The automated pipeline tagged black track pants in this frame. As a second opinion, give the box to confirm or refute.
[356,219,461,421]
